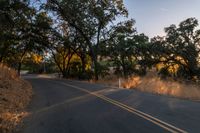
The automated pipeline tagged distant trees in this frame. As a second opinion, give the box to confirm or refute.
[142,18,200,80]
[46,0,128,80]
[1,0,200,81]
[0,0,52,75]
[101,20,148,77]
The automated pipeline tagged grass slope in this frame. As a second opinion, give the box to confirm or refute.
[0,64,32,133]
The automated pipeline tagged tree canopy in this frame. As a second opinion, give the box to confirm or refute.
[1,0,200,81]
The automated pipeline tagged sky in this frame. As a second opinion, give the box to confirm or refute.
[122,0,200,38]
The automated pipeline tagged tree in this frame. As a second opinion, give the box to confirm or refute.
[132,33,150,75]
[150,18,200,79]
[15,11,52,75]
[46,0,128,80]
[0,0,52,75]
[49,21,92,79]
[105,20,136,77]
[0,0,29,62]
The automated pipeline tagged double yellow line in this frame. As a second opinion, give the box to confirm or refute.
[58,81,187,133]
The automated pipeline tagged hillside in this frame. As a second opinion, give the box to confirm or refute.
[0,64,32,133]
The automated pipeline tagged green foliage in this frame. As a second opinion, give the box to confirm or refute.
[102,20,149,77]
[96,62,110,78]
[46,0,129,80]
[0,0,52,74]
[1,0,200,82]
[142,18,200,80]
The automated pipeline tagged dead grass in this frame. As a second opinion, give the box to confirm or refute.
[93,71,200,101]
[0,64,33,133]
[121,72,200,101]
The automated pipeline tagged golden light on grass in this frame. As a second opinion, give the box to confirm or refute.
[122,76,141,89]
[0,112,29,133]
[121,71,200,100]
[0,64,18,80]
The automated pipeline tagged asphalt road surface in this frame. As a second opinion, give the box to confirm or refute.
[21,75,200,133]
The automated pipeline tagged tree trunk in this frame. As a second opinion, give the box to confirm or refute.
[93,57,99,81]
[17,61,22,76]
[62,70,68,78]
[93,25,102,81]
[80,55,86,73]
[121,59,127,78]
[61,14,99,80]
[0,44,10,63]
[88,43,99,81]
[17,48,27,76]
[0,55,3,63]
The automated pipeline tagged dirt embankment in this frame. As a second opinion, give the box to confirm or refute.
[0,64,33,133]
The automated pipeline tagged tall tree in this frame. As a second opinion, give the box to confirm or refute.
[150,18,200,79]
[46,0,128,80]
[0,0,30,62]
[0,0,52,74]
[105,20,136,77]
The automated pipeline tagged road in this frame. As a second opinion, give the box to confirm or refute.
[21,75,200,133]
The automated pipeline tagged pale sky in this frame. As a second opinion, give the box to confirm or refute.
[32,0,200,38]
[123,0,200,38]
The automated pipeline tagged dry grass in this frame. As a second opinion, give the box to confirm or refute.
[0,64,33,133]
[121,72,200,101]
[0,64,18,80]
[92,71,200,101]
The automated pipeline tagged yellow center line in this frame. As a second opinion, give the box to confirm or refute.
[99,95,186,133]
[58,82,187,133]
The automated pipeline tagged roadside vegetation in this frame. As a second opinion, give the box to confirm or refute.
[122,71,200,100]
[0,64,32,133]
[1,0,200,101]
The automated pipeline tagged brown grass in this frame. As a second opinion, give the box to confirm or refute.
[0,64,33,133]
[92,71,200,101]
[121,72,200,101]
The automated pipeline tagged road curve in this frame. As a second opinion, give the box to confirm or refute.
[21,76,200,133]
